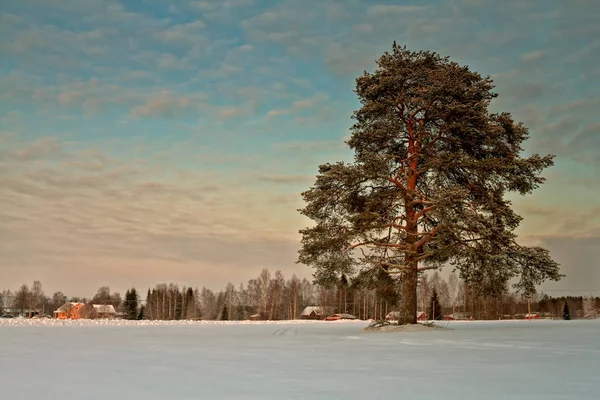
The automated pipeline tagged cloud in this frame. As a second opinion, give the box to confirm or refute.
[214,99,259,121]
[354,24,373,33]
[189,0,256,21]
[266,93,328,118]
[0,136,308,294]
[272,140,346,153]
[135,52,195,71]
[538,235,600,294]
[130,92,198,118]
[1,110,23,126]
[191,0,254,12]
[256,174,313,184]
[366,5,426,16]
[6,137,64,161]
[122,70,157,81]
[154,20,206,44]
[521,50,546,63]
[550,98,600,115]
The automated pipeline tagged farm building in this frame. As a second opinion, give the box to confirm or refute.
[3,308,42,318]
[54,303,84,319]
[249,313,262,321]
[89,304,116,319]
[300,306,329,320]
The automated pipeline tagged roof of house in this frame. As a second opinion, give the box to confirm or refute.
[92,304,116,313]
[300,306,325,316]
[54,302,84,313]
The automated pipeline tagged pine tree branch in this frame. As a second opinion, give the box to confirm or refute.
[384,176,408,192]
[417,265,439,272]
[414,205,436,220]
[414,225,442,248]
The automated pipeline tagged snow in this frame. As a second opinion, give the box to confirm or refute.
[1,318,598,399]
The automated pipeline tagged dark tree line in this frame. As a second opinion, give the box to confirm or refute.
[2,276,597,321]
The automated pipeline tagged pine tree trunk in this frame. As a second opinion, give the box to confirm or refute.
[398,261,418,324]
[397,123,420,325]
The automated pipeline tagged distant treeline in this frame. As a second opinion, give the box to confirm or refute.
[2,271,599,320]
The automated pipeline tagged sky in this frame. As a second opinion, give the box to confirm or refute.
[1,0,599,298]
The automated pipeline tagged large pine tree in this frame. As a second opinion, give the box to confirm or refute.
[298,44,562,325]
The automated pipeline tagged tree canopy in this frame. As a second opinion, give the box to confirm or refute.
[298,43,562,324]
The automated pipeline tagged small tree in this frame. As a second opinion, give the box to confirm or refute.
[220,304,229,321]
[428,287,443,321]
[562,301,571,321]
[124,288,138,320]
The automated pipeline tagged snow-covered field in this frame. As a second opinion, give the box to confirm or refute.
[1,318,598,399]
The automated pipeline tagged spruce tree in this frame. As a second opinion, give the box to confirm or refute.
[428,287,443,321]
[124,288,138,320]
[221,305,229,321]
[175,290,183,320]
[137,305,145,320]
[562,301,571,320]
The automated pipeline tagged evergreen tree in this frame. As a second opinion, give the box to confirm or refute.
[297,44,562,325]
[562,301,571,320]
[137,305,145,320]
[428,287,443,321]
[145,289,152,320]
[184,287,195,320]
[220,304,229,321]
[175,290,183,320]
[124,288,138,320]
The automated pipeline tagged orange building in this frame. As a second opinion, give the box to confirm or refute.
[53,302,85,319]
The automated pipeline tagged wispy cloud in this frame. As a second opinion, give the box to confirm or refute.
[366,5,426,16]
[521,50,546,63]
[130,91,202,118]
[266,93,328,118]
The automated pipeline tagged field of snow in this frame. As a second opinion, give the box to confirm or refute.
[1,318,599,399]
